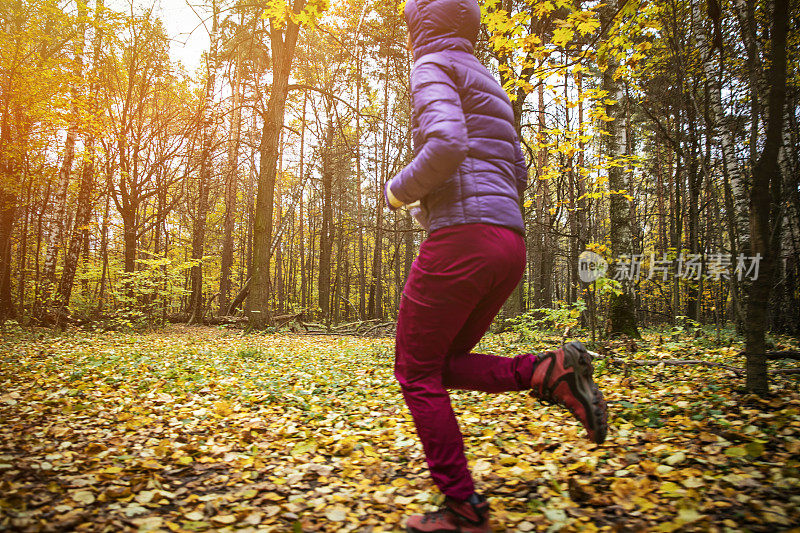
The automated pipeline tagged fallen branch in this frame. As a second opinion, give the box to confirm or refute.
[598,356,799,376]
[293,319,395,337]
[732,350,800,361]
[331,319,379,332]
[226,278,251,316]
[273,312,302,326]
[766,350,800,361]
[601,357,744,375]
[773,368,800,375]
[205,315,248,325]
[362,322,396,336]
[300,322,327,333]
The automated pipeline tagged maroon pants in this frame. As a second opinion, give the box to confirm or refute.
[394,223,535,500]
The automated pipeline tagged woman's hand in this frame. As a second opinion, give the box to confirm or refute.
[407,201,430,231]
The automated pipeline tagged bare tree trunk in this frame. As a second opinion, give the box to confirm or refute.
[40,3,87,316]
[575,70,592,326]
[96,176,110,315]
[0,189,15,321]
[684,0,706,323]
[56,0,103,321]
[220,29,242,314]
[393,214,400,313]
[121,209,138,273]
[729,0,759,333]
[403,210,414,284]
[532,81,547,309]
[491,0,535,318]
[318,120,334,323]
[275,198,284,315]
[332,210,343,323]
[298,94,307,313]
[247,2,305,329]
[288,217,297,309]
[770,102,796,334]
[655,142,668,252]
[500,88,526,317]
[697,16,747,258]
[744,0,788,395]
[566,64,578,306]
[370,42,391,320]
[299,177,306,312]
[188,2,218,325]
[602,0,638,337]
[776,104,800,334]
[16,171,32,316]
[732,0,764,165]
[307,190,316,312]
[56,156,94,315]
[670,108,683,323]
[686,104,701,321]
[0,96,20,321]
[355,56,366,320]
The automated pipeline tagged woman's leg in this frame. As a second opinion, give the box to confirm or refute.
[394,224,526,500]
[395,293,481,500]
[442,286,535,393]
[434,224,532,392]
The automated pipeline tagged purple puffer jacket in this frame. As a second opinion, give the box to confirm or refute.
[386,0,527,234]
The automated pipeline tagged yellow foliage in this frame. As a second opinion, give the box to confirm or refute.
[551,27,574,47]
[263,0,329,28]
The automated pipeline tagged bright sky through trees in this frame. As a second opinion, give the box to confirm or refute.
[108,0,211,71]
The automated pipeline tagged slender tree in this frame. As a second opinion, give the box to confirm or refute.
[40,1,88,318]
[56,0,105,322]
[744,0,788,395]
[248,0,326,328]
[188,1,219,325]
[601,0,639,337]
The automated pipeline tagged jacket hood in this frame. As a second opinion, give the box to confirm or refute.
[404,0,480,60]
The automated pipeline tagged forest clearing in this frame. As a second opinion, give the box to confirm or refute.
[0,0,797,393]
[2,0,800,530]
[1,326,799,532]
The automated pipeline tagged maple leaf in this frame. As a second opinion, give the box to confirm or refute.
[551,27,574,47]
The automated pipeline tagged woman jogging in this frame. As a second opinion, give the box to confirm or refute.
[383,0,609,531]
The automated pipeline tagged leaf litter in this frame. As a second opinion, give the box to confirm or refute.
[1,325,799,532]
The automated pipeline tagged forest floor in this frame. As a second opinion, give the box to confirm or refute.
[1,325,799,532]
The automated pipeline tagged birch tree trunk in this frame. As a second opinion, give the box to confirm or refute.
[40,2,87,317]
[56,0,103,321]
[695,1,746,326]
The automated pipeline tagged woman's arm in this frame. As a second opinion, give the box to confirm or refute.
[385,59,468,209]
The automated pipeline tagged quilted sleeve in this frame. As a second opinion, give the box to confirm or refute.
[386,59,468,207]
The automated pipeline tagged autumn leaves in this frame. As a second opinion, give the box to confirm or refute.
[1,327,799,530]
